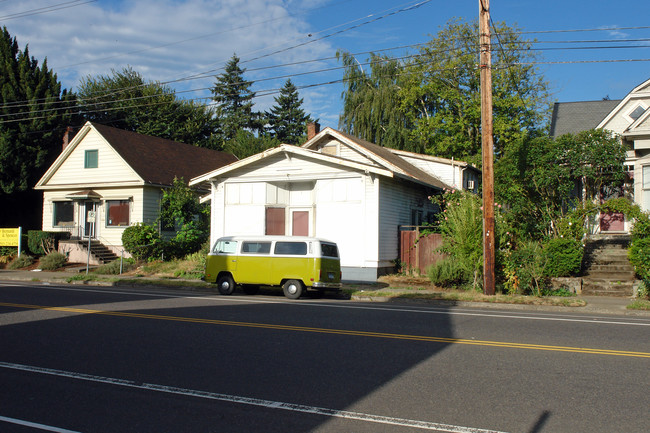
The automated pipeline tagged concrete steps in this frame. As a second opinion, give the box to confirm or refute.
[581,235,635,297]
[71,240,118,264]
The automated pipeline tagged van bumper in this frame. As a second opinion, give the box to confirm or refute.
[312,282,342,290]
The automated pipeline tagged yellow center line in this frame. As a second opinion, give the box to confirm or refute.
[3,302,650,358]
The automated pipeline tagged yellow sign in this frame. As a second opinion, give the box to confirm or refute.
[0,228,20,247]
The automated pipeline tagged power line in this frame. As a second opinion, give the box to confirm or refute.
[0,0,97,21]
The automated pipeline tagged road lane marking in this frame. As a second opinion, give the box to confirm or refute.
[0,415,81,433]
[2,302,650,358]
[3,282,649,327]
[0,362,508,433]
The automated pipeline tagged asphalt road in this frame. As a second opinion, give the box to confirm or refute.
[1,280,648,433]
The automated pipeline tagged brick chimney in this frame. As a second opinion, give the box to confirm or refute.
[307,122,320,140]
[62,126,73,151]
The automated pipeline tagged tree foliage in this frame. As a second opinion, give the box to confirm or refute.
[339,19,551,163]
[266,79,310,144]
[212,54,259,141]
[77,67,220,149]
[0,26,77,227]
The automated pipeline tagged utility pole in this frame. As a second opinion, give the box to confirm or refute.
[479,0,495,295]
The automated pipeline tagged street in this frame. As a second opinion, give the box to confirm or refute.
[1,280,648,432]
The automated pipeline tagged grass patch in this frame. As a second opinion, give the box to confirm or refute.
[627,299,650,310]
[350,288,586,307]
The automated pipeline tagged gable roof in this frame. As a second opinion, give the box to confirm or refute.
[301,127,451,189]
[36,122,237,189]
[90,123,237,186]
[549,100,621,138]
[190,143,395,188]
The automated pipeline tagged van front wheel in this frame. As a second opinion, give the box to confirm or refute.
[283,280,303,299]
[217,274,236,295]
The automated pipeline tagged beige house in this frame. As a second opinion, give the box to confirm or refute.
[190,125,480,282]
[550,77,650,232]
[34,122,237,263]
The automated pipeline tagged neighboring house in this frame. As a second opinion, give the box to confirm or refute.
[190,125,480,282]
[34,121,237,263]
[550,77,650,232]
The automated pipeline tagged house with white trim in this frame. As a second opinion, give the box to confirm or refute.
[190,125,480,282]
[34,121,237,263]
[550,77,650,231]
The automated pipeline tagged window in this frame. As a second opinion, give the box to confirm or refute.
[241,242,271,254]
[629,105,646,121]
[53,201,74,227]
[84,150,98,168]
[266,207,285,235]
[644,166,650,189]
[321,243,339,258]
[106,200,130,226]
[213,240,237,254]
[274,241,307,255]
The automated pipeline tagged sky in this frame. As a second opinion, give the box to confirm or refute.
[2,0,650,129]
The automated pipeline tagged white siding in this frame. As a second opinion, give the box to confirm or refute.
[42,186,152,249]
[377,178,438,265]
[47,129,141,186]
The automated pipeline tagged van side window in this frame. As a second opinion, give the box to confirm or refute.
[214,240,237,254]
[242,242,271,254]
[274,241,307,255]
[321,243,339,258]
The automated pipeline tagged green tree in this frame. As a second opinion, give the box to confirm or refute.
[77,67,220,149]
[223,130,279,160]
[0,26,77,227]
[158,177,206,230]
[212,54,259,142]
[339,19,551,163]
[266,79,310,144]
[338,52,411,150]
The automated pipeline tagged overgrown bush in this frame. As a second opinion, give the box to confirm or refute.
[28,231,70,255]
[543,237,583,277]
[8,255,34,269]
[38,251,68,270]
[629,237,650,281]
[502,240,548,296]
[93,258,136,275]
[427,258,473,289]
[122,224,162,260]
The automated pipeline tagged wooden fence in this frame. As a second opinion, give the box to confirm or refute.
[399,227,446,275]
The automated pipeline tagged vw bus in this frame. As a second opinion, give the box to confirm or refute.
[205,236,342,299]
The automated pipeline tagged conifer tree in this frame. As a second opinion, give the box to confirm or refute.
[0,26,77,227]
[266,79,310,144]
[211,54,258,141]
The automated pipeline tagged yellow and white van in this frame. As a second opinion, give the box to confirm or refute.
[205,236,342,299]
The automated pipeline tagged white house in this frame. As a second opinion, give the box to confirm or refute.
[34,121,237,263]
[190,125,480,282]
[550,77,650,231]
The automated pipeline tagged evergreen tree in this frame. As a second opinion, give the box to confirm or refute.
[0,26,77,227]
[211,54,258,142]
[266,79,310,144]
[77,67,220,149]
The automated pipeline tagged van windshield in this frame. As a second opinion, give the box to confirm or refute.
[274,241,307,255]
[213,240,238,254]
[321,243,339,258]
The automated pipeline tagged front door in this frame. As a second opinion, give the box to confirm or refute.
[81,201,97,238]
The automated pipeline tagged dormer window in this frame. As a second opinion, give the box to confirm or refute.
[84,149,98,168]
[629,105,646,122]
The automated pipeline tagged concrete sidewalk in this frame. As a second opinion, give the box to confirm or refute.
[1,268,648,317]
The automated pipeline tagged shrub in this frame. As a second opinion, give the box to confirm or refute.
[629,237,650,281]
[503,240,549,296]
[543,237,583,277]
[39,251,68,270]
[8,255,34,269]
[427,258,473,289]
[122,224,162,260]
[28,231,70,255]
[93,258,136,275]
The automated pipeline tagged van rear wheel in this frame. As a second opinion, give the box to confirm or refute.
[283,279,303,299]
[217,274,236,295]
